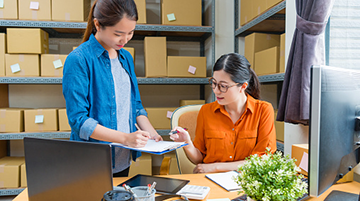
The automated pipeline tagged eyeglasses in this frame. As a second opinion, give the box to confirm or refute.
[208,77,239,93]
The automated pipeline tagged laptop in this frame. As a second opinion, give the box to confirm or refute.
[24,137,113,201]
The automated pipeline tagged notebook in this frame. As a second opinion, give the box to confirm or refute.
[205,171,241,191]
[24,137,113,201]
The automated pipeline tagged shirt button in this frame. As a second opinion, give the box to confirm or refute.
[231,142,233,145]
[232,128,234,131]
[230,156,232,159]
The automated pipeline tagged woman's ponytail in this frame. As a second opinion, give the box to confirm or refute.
[245,68,261,99]
[82,0,97,43]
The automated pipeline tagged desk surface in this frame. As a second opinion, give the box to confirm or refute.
[12,174,360,201]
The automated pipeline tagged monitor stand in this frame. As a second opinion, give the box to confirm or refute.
[324,190,359,201]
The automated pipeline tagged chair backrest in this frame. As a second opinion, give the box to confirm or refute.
[170,104,203,174]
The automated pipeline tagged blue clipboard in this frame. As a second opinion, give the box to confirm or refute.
[110,140,188,155]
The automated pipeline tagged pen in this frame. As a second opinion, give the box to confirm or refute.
[123,184,138,201]
[135,123,141,131]
[168,128,188,135]
[149,181,157,194]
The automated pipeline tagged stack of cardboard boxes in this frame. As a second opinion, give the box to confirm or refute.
[0,108,70,133]
[245,32,286,76]
[144,37,207,78]
[0,157,27,188]
[0,0,91,21]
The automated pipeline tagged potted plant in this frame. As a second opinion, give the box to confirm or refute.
[234,148,308,201]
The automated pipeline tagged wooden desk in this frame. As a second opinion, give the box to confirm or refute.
[12,174,360,201]
[12,174,239,201]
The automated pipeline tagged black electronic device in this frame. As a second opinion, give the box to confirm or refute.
[309,66,360,197]
[118,174,189,194]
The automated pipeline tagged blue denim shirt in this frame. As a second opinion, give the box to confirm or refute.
[62,34,145,162]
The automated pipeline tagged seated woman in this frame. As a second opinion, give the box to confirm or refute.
[170,53,277,173]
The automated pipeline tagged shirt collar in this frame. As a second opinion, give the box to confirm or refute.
[213,94,255,114]
[89,34,125,60]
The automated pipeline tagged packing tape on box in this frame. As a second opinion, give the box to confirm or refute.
[0,109,5,118]
[19,55,24,62]
[54,54,59,60]
[32,10,38,20]
[54,69,60,76]
[0,124,5,132]
[20,69,25,76]
[0,164,4,173]
[0,11,3,18]
[0,181,3,188]
[65,13,70,21]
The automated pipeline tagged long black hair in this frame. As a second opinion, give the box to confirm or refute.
[82,0,138,43]
[213,53,260,99]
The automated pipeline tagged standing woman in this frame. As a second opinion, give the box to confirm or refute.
[63,0,162,177]
[170,53,277,173]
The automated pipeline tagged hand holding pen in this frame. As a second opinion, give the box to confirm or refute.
[169,127,191,143]
[126,124,150,148]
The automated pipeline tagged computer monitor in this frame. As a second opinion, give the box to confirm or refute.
[309,65,360,197]
[24,137,114,201]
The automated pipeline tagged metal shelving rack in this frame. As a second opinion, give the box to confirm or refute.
[234,0,286,84]
[234,0,286,153]
[0,0,215,196]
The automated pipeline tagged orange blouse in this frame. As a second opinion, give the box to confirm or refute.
[193,94,277,163]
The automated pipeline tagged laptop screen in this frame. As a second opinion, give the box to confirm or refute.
[24,138,113,201]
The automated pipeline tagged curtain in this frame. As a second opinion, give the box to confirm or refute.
[276,0,335,125]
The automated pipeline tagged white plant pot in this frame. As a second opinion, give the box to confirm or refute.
[247,196,256,201]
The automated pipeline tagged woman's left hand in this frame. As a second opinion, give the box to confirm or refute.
[193,163,218,173]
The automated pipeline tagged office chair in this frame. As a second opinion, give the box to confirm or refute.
[169,104,203,174]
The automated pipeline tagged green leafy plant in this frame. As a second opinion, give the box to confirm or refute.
[234,148,308,201]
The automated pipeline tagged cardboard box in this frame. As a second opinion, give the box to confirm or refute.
[161,0,201,26]
[167,56,206,78]
[0,0,18,19]
[253,0,267,18]
[0,157,25,188]
[279,33,285,73]
[274,109,284,142]
[5,54,40,77]
[123,47,135,66]
[267,0,283,9]
[21,163,27,187]
[7,28,49,54]
[0,108,24,133]
[128,153,152,177]
[19,0,51,21]
[58,108,71,131]
[180,100,205,107]
[254,46,279,76]
[24,108,58,132]
[240,0,254,26]
[146,107,177,129]
[52,0,91,22]
[41,54,67,77]
[144,37,167,77]
[291,144,308,176]
[0,33,5,76]
[244,33,280,71]
[134,0,146,24]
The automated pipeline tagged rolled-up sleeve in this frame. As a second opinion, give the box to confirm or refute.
[63,51,97,140]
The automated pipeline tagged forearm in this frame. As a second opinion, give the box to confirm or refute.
[91,124,128,144]
[183,141,204,165]
[214,160,246,172]
[136,115,159,137]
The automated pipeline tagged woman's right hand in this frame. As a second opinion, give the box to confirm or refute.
[169,126,191,143]
[125,130,150,148]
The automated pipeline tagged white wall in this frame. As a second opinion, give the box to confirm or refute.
[284,0,309,155]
